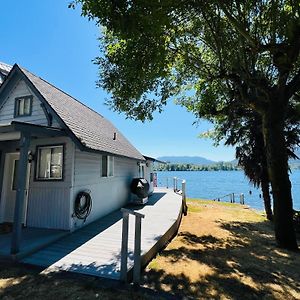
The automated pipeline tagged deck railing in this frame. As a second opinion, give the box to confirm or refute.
[214,192,245,204]
[120,208,145,284]
[158,176,185,192]
[159,176,245,206]
[158,177,188,215]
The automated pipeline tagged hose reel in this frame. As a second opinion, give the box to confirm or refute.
[74,190,92,222]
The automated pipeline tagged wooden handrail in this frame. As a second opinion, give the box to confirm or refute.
[120,208,145,284]
[182,180,188,215]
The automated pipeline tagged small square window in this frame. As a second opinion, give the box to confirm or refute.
[139,164,145,178]
[102,155,114,177]
[15,96,32,117]
[36,145,63,180]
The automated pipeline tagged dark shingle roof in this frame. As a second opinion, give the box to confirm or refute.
[0,62,12,75]
[2,63,144,160]
[0,62,12,86]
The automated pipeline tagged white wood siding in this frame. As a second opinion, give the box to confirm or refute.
[145,160,154,194]
[26,187,70,230]
[0,79,61,128]
[71,149,139,230]
[26,137,74,230]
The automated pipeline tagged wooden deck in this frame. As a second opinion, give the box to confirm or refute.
[22,188,183,280]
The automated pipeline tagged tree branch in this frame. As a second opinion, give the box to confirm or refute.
[286,68,300,99]
[216,2,258,49]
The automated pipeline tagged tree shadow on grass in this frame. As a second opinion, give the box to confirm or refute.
[0,262,162,300]
[142,220,300,299]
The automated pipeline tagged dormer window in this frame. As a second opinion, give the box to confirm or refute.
[14,95,32,117]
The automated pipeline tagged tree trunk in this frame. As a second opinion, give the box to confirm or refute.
[261,102,298,250]
[261,176,273,221]
[260,151,273,221]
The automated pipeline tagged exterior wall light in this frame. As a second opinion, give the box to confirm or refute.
[28,151,34,163]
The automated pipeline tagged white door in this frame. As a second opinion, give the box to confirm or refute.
[0,153,30,225]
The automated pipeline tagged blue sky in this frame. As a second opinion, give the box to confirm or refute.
[0,0,235,161]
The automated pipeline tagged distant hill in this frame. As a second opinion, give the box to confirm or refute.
[157,156,217,165]
[156,150,300,169]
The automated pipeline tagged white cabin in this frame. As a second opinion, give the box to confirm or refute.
[0,62,149,253]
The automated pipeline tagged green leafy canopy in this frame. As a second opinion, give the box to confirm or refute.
[71,0,300,122]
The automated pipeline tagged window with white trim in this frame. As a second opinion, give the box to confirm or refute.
[139,164,145,178]
[15,96,32,117]
[102,155,114,177]
[36,145,63,180]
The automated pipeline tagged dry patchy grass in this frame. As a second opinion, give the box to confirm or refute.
[142,199,300,299]
[1,200,299,300]
[0,265,159,300]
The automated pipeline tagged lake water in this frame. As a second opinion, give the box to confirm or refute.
[156,170,300,210]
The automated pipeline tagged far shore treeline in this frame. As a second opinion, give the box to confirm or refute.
[154,162,300,172]
[154,162,239,172]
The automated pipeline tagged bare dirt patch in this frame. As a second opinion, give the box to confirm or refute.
[142,199,300,299]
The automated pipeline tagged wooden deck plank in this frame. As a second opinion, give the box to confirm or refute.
[22,188,182,280]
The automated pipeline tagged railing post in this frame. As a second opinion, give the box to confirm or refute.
[232,193,235,203]
[240,193,244,205]
[166,177,169,189]
[133,212,145,284]
[120,209,129,282]
[182,180,187,216]
[173,177,176,192]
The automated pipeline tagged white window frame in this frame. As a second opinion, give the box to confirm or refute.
[15,96,32,117]
[36,145,64,180]
[139,163,146,178]
[102,155,114,177]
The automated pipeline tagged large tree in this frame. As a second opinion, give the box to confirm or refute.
[72,1,300,250]
[207,107,275,221]
[208,102,299,222]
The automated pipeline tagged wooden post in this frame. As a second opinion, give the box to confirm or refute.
[240,193,245,205]
[133,212,145,284]
[11,132,30,255]
[120,209,129,282]
[232,193,235,203]
[173,177,176,192]
[182,180,187,216]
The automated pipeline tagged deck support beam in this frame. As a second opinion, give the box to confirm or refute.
[11,132,30,255]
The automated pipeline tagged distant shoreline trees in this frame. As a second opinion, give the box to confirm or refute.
[154,162,240,172]
[155,163,300,172]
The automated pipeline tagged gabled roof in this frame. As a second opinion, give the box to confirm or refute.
[0,62,12,75]
[0,63,145,161]
[0,62,12,85]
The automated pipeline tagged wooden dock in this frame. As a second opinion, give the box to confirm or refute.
[22,188,183,280]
